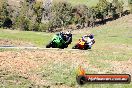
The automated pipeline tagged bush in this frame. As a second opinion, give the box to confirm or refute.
[32,1,43,23]
[12,0,43,31]
[39,23,50,32]
[32,22,40,31]
[128,0,132,13]
[50,1,72,30]
[0,0,12,28]
[13,16,30,31]
[0,0,128,31]
[112,0,124,17]
[3,17,12,28]
[71,4,90,27]
[27,22,40,31]
[96,0,109,17]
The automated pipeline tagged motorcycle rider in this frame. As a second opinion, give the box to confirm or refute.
[82,34,95,49]
[59,31,72,44]
[46,31,72,49]
[58,31,72,47]
[64,31,72,44]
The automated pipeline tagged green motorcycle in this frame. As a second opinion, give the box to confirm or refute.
[46,33,72,49]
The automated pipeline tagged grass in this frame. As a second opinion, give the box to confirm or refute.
[0,29,53,47]
[0,70,33,88]
[68,0,99,7]
[53,0,128,8]
[53,0,99,7]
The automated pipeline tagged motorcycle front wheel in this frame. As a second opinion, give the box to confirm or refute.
[46,41,53,48]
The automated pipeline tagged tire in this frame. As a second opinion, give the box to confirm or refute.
[46,43,51,48]
[84,43,91,50]
[46,42,52,48]
[72,44,79,49]
[60,45,65,49]
[76,76,87,85]
[88,47,91,49]
[87,45,92,49]
[60,43,68,49]
[84,45,88,50]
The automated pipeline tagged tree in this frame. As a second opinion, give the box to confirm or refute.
[97,0,109,17]
[13,0,31,30]
[13,0,43,31]
[112,0,124,17]
[128,0,132,13]
[49,1,72,30]
[33,1,43,23]
[71,4,90,28]
[92,0,110,24]
[0,0,12,28]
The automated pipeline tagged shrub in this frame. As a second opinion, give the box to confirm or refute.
[3,17,12,28]
[0,0,12,28]
[32,1,43,23]
[95,0,110,18]
[39,22,50,32]
[14,16,30,31]
[32,22,40,31]
[112,0,124,17]
[50,1,72,30]
[128,0,132,13]
[71,4,90,27]
[12,0,43,31]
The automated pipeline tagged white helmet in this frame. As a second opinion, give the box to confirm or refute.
[65,31,71,35]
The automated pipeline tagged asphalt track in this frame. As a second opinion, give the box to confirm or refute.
[0,46,80,51]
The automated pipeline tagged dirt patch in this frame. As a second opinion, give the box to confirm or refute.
[0,50,48,86]
[0,49,131,87]
[0,50,88,73]
[102,43,132,51]
[98,59,132,75]
[0,39,35,47]
[0,50,88,87]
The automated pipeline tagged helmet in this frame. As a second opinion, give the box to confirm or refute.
[60,31,64,34]
[65,31,71,35]
[89,34,94,39]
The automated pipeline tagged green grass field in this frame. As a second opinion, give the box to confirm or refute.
[68,0,99,7]
[0,29,53,47]
[53,0,128,9]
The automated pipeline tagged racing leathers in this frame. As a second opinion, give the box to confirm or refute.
[82,35,95,49]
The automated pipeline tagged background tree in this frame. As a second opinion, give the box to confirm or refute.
[93,0,110,24]
[71,4,90,28]
[13,0,31,30]
[49,1,72,31]
[128,0,132,13]
[13,0,43,31]
[0,0,12,28]
[112,0,124,18]
[33,1,43,23]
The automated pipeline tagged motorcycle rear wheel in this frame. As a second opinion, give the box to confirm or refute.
[72,44,78,49]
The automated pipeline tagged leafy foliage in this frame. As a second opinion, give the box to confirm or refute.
[96,0,109,18]
[0,0,129,32]
[0,0,12,28]
[112,0,124,17]
[11,0,44,31]
[128,0,132,13]
[49,1,72,29]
